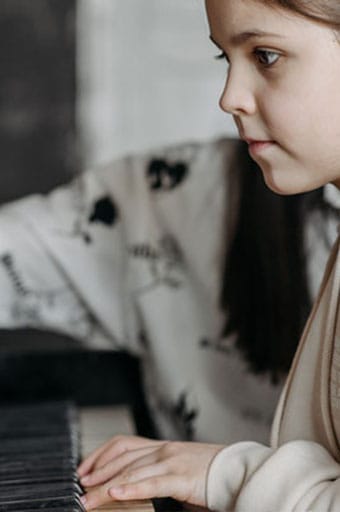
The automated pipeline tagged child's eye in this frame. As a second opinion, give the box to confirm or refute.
[253,49,280,67]
[214,51,229,63]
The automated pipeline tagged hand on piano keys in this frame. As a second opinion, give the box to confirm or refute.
[0,401,214,512]
[78,429,223,512]
[80,406,154,512]
[0,401,154,512]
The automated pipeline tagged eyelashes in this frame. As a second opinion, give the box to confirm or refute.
[214,51,227,61]
[214,48,281,69]
[253,48,280,67]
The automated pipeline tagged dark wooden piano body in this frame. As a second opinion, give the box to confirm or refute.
[0,329,158,511]
[0,400,154,511]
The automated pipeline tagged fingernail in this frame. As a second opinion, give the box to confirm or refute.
[80,495,87,506]
[81,476,90,484]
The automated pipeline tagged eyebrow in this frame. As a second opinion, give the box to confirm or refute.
[210,30,284,48]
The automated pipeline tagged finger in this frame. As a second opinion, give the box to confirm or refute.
[78,438,115,477]
[108,474,184,502]
[81,463,166,511]
[80,483,112,511]
[78,435,156,477]
[80,445,162,487]
[90,439,164,474]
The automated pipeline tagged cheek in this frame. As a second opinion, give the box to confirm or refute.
[292,70,340,143]
[260,61,340,137]
[292,80,340,163]
[317,84,340,142]
[259,95,305,143]
[261,84,340,154]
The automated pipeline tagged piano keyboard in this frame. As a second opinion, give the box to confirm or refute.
[0,402,154,512]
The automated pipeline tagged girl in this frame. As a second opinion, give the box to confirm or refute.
[78,0,340,510]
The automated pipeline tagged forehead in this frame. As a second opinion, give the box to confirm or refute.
[205,0,316,44]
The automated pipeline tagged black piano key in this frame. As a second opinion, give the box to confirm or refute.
[0,496,85,511]
[0,460,75,475]
[0,402,84,511]
[0,451,76,463]
[0,481,82,503]
[7,509,83,512]
[8,509,83,512]
[0,475,79,486]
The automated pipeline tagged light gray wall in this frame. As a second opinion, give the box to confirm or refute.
[76,0,237,167]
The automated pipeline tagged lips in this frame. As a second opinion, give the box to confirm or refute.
[242,137,276,156]
[249,140,275,152]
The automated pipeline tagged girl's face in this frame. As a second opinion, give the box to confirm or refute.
[205,0,340,194]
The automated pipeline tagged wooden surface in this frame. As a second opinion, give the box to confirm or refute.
[80,405,135,456]
[91,499,154,511]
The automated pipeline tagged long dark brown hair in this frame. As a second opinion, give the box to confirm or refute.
[221,140,336,382]
[221,0,340,382]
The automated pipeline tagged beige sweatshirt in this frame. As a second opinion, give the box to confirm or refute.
[207,230,340,512]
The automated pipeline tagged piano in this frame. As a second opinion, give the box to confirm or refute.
[0,400,154,511]
[0,337,183,512]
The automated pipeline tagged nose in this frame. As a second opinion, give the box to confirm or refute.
[219,66,257,116]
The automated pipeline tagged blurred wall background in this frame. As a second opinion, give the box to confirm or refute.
[76,0,235,168]
[0,0,77,203]
[0,0,235,201]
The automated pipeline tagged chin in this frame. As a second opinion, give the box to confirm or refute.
[260,164,315,196]
[263,175,297,196]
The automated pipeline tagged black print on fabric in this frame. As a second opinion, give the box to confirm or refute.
[89,196,118,227]
[55,194,119,245]
[1,253,29,296]
[138,331,149,349]
[200,337,233,354]
[0,252,97,337]
[128,235,184,295]
[53,177,94,244]
[173,391,198,440]
[146,158,188,191]
[56,222,93,245]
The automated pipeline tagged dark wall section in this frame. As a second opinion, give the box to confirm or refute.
[0,1,84,395]
[0,0,77,203]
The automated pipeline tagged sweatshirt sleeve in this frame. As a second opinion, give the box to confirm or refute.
[0,138,227,354]
[206,440,340,512]
[0,155,145,353]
